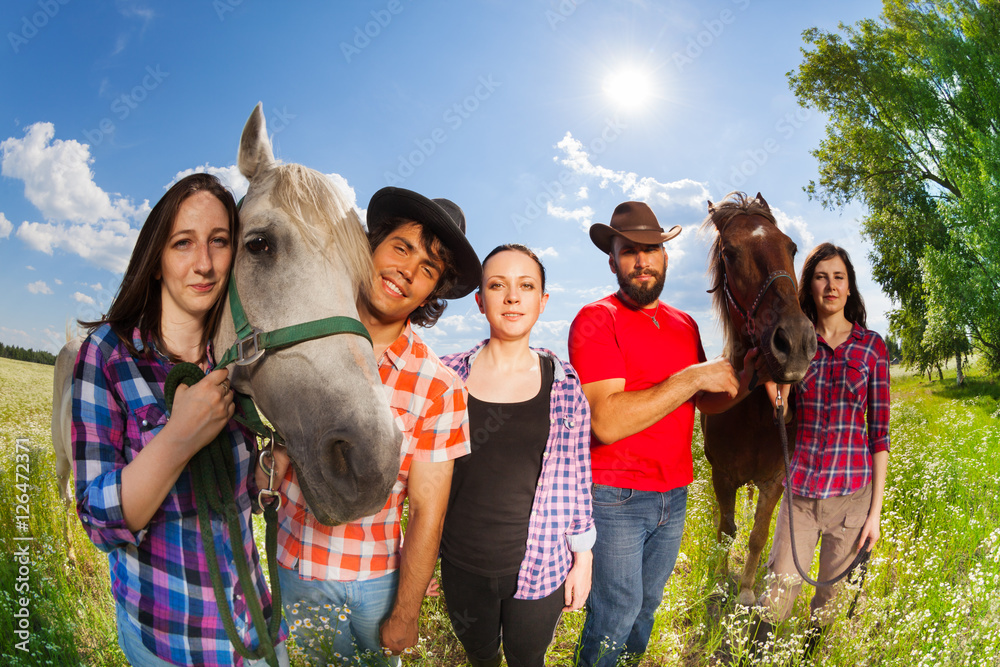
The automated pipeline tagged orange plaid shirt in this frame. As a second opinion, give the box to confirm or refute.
[276,323,470,581]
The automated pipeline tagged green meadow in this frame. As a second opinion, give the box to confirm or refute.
[2,356,998,666]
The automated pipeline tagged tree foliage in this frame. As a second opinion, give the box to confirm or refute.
[0,342,57,365]
[789,0,1000,373]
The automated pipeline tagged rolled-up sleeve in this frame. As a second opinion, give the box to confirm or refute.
[868,336,891,454]
[72,336,145,550]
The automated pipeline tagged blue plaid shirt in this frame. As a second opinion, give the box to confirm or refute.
[442,341,596,599]
[72,324,287,666]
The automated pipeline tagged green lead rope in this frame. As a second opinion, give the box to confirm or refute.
[164,363,282,667]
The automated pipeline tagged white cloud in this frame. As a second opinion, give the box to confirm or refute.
[27,280,52,294]
[169,163,249,201]
[577,186,588,199]
[772,207,815,249]
[545,281,567,293]
[0,212,11,238]
[1,122,150,272]
[168,165,358,214]
[72,292,96,305]
[555,132,709,210]
[534,246,559,259]
[546,202,594,233]
[17,219,139,273]
[25,265,35,271]
[327,172,358,209]
[54,278,62,285]
[436,312,487,334]
[573,284,618,301]
[1,122,148,224]
[90,282,103,291]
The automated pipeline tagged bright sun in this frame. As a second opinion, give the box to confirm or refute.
[602,67,654,111]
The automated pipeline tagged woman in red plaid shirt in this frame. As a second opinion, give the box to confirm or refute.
[753,243,890,660]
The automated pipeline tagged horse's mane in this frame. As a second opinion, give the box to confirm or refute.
[700,192,779,362]
[262,164,374,299]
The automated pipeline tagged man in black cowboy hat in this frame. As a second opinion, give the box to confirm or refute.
[272,187,480,665]
[568,201,751,666]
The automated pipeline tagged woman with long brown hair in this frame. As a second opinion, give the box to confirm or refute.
[72,173,288,666]
[752,242,890,662]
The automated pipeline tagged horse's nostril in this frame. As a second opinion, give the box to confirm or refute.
[326,440,351,475]
[771,326,792,359]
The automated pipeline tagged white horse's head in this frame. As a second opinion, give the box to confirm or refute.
[214,103,400,525]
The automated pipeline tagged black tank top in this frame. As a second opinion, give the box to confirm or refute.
[441,356,554,575]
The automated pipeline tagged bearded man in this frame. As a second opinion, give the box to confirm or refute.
[568,201,747,667]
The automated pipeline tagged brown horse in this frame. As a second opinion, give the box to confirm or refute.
[700,192,817,606]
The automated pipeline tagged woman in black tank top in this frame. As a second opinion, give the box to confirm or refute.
[440,244,595,667]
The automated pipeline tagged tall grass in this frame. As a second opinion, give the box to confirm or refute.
[2,357,998,666]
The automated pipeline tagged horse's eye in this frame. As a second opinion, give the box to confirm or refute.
[246,235,270,254]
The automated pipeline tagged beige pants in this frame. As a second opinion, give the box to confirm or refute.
[758,484,872,625]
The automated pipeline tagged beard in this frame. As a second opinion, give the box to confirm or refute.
[617,263,666,307]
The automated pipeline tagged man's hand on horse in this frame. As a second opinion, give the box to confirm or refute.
[694,357,741,398]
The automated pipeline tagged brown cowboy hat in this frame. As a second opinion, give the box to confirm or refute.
[367,187,482,299]
[589,201,682,254]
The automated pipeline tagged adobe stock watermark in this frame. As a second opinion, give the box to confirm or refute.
[213,0,247,21]
[8,0,71,54]
[671,0,751,72]
[511,116,627,233]
[82,65,170,147]
[714,106,812,195]
[383,75,502,186]
[546,0,586,30]
[340,0,405,63]
[13,438,34,652]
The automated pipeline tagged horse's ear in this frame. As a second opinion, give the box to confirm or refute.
[238,102,275,182]
[755,192,770,210]
[707,199,715,214]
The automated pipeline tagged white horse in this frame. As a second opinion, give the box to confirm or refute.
[52,103,401,556]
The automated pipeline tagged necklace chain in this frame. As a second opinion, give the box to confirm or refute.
[639,303,660,328]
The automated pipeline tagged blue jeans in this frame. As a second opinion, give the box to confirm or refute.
[116,602,289,667]
[576,484,688,667]
[277,565,400,667]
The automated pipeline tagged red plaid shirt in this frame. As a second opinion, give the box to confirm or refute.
[275,323,470,580]
[788,323,890,499]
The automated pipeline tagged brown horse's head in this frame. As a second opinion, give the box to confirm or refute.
[703,192,816,383]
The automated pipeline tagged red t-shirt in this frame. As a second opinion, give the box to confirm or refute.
[568,293,706,492]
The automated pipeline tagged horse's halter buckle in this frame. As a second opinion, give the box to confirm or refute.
[235,326,266,366]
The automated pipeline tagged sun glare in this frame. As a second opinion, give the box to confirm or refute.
[602,66,654,111]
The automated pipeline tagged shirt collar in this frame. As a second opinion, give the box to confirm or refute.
[132,327,214,369]
[382,321,415,372]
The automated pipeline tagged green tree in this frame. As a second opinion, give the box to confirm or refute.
[789,0,999,372]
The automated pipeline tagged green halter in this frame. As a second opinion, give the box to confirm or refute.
[215,274,371,369]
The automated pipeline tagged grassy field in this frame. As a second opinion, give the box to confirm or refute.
[2,356,998,666]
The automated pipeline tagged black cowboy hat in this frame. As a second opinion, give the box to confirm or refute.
[590,201,682,254]
[367,187,482,299]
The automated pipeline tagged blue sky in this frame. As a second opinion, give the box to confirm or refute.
[1,0,888,360]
